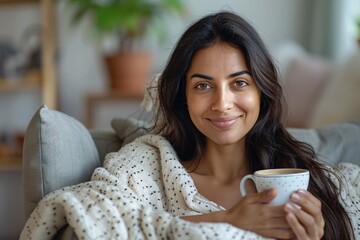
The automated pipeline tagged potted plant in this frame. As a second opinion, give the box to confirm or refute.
[66,0,186,94]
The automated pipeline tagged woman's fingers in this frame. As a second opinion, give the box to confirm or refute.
[285,203,316,238]
[265,216,291,228]
[258,227,295,240]
[292,190,321,212]
[291,190,325,230]
[285,210,308,239]
[284,190,324,239]
[245,188,277,204]
[228,189,296,239]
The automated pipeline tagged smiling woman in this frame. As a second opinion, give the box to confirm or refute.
[154,11,356,240]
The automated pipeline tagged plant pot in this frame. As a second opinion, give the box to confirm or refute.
[104,51,152,95]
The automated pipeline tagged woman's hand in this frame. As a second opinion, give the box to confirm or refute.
[284,190,324,240]
[224,189,295,239]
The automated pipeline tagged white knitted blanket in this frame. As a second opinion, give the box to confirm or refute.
[20,135,360,240]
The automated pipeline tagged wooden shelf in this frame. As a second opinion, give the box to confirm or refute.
[85,91,145,128]
[0,156,22,171]
[86,91,144,101]
[0,81,40,91]
[0,0,38,4]
[0,69,41,91]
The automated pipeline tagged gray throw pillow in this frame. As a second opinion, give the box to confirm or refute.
[23,105,100,218]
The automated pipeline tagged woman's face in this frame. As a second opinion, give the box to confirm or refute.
[185,41,261,146]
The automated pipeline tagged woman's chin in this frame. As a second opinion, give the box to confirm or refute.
[208,134,245,146]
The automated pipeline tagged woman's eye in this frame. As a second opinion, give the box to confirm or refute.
[195,83,211,89]
[233,80,248,88]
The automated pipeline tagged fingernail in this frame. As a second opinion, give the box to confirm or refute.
[292,193,300,201]
[285,203,294,211]
[298,189,308,195]
[286,212,295,221]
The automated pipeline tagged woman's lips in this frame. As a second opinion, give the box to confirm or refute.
[208,116,241,129]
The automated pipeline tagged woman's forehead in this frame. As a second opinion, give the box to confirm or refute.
[187,42,249,76]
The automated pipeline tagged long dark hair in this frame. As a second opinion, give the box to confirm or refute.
[154,11,354,239]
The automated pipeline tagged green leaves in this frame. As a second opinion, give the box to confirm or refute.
[66,0,186,50]
[162,0,185,13]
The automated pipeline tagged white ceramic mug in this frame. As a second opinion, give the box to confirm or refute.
[240,168,309,205]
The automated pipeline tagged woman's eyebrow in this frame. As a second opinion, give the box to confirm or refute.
[190,70,252,80]
[228,70,252,78]
[190,73,213,80]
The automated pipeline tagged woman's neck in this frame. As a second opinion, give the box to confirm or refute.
[187,140,249,184]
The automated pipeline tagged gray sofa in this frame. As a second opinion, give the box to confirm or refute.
[22,105,360,239]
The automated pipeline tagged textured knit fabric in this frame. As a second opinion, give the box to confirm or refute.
[20,135,360,240]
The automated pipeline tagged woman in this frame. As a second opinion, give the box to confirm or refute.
[153,11,355,239]
[21,11,357,240]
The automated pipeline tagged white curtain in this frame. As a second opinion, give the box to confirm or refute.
[307,0,359,63]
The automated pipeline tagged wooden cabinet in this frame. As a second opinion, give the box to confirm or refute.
[0,0,57,170]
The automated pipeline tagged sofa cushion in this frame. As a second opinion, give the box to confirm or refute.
[288,120,360,166]
[283,55,334,128]
[23,105,100,218]
[89,129,123,165]
[111,118,151,146]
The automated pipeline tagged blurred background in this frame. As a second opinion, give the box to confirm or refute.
[0,0,359,239]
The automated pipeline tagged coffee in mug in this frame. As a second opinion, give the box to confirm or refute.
[240,168,309,205]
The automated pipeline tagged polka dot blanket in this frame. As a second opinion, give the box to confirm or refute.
[20,135,360,239]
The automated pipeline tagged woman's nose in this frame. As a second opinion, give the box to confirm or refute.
[211,88,233,112]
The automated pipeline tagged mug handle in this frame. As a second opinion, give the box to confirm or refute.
[240,174,255,197]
